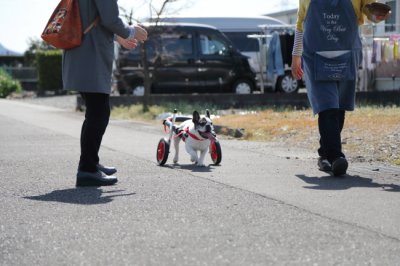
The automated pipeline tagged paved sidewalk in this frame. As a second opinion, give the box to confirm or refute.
[1,99,399,265]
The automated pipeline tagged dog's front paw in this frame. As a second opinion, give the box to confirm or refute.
[196,162,206,167]
[173,156,179,164]
[190,155,197,163]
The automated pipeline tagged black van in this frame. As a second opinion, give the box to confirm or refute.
[115,23,256,95]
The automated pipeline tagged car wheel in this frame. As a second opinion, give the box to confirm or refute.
[233,79,253,94]
[131,81,145,96]
[117,81,127,95]
[277,72,299,93]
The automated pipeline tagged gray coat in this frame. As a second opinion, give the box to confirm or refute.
[62,0,130,94]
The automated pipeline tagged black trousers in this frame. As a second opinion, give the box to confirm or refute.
[318,109,345,163]
[78,92,110,172]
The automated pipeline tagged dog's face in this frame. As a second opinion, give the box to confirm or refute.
[173,110,217,166]
[192,110,216,140]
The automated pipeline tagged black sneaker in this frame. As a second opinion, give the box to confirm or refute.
[318,157,332,172]
[76,170,118,187]
[332,157,348,176]
[97,164,117,175]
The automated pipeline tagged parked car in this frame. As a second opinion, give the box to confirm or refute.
[115,22,256,95]
[158,16,301,93]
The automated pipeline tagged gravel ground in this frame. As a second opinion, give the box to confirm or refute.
[272,124,400,166]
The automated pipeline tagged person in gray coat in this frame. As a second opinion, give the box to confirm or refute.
[63,0,147,187]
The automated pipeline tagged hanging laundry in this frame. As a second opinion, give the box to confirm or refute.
[394,41,399,60]
[372,40,377,64]
[367,48,374,70]
[382,42,390,63]
[387,42,394,62]
[279,33,294,67]
[376,40,382,63]
[266,31,284,80]
[362,45,374,70]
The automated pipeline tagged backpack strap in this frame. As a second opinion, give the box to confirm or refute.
[83,16,100,34]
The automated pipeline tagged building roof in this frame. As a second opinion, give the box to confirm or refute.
[264,8,298,17]
[156,16,286,32]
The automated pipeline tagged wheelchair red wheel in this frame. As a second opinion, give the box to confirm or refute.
[156,138,170,165]
[210,140,222,165]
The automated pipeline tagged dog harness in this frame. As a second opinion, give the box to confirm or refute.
[177,127,206,142]
[163,118,207,141]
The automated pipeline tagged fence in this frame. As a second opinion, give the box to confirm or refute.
[2,66,37,82]
[1,66,38,90]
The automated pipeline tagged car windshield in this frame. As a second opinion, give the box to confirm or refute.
[223,32,260,52]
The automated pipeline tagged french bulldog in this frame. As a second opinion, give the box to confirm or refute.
[173,110,216,166]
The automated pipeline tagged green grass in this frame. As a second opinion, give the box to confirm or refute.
[111,102,310,121]
[112,101,223,122]
[112,104,168,122]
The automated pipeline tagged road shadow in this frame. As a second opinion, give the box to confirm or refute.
[24,188,136,205]
[161,163,216,173]
[296,173,400,192]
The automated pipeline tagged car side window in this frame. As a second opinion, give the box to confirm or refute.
[125,36,159,62]
[199,34,229,56]
[160,32,193,60]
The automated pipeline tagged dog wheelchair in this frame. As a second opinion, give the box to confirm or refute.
[156,109,222,166]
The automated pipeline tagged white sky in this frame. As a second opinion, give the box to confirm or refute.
[0,0,297,54]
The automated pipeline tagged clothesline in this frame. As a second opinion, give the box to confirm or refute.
[258,24,296,30]
[247,34,271,39]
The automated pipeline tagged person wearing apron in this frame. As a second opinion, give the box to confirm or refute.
[291,0,390,176]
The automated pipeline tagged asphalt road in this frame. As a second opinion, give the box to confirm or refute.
[1,99,400,265]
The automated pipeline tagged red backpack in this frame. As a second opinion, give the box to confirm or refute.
[41,0,98,49]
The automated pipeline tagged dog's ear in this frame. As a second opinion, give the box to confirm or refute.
[206,109,211,118]
[192,111,200,124]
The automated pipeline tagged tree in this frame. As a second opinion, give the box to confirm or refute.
[24,38,57,66]
[119,0,190,111]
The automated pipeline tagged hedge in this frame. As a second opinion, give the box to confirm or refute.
[0,68,22,98]
[36,50,62,92]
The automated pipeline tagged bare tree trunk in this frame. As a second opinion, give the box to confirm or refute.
[141,0,175,112]
[141,42,150,112]
[121,0,183,112]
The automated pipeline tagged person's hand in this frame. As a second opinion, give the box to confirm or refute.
[291,55,303,80]
[132,25,148,43]
[116,35,138,50]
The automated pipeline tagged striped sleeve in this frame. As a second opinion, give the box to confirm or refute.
[292,30,304,56]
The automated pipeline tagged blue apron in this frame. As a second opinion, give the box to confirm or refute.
[303,0,362,114]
